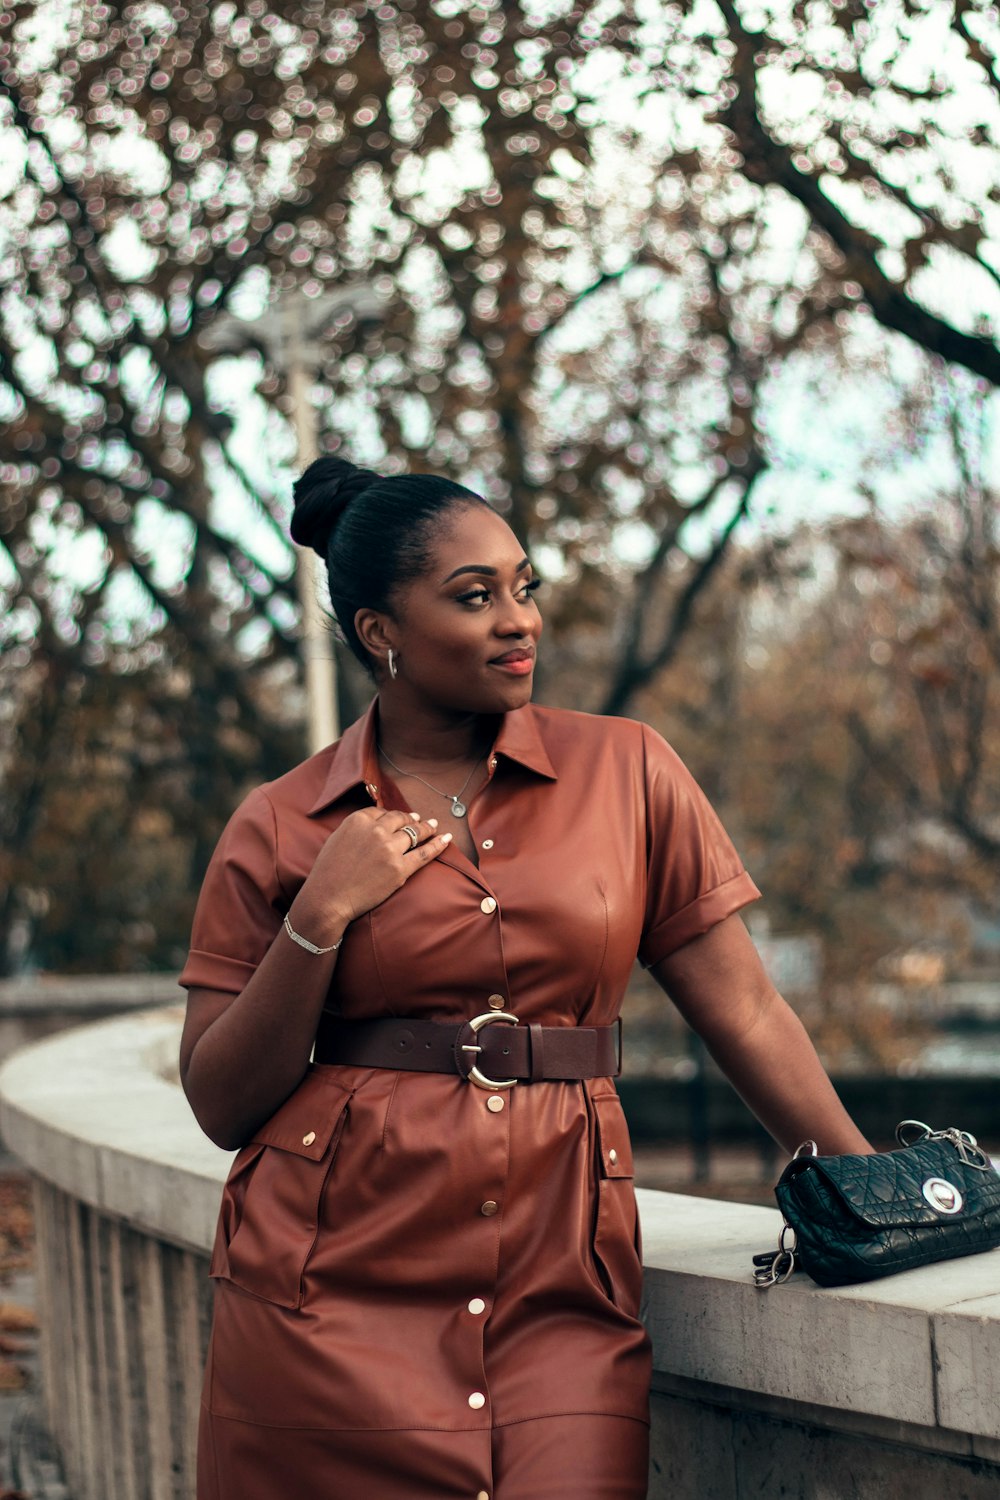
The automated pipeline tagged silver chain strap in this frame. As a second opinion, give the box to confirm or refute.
[895,1119,992,1171]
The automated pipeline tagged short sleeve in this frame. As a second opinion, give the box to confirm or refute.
[178,788,288,996]
[637,724,761,969]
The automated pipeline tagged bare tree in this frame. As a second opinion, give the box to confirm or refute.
[2,0,993,970]
[712,0,1000,384]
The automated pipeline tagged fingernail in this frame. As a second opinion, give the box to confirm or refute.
[441,832,453,842]
[428,818,438,828]
[409,811,420,820]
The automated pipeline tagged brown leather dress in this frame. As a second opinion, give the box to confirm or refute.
[180,700,760,1499]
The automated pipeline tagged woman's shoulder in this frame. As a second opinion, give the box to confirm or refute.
[528,701,653,744]
[525,702,656,760]
[526,704,691,789]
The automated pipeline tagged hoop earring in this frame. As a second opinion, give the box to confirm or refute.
[387,648,398,680]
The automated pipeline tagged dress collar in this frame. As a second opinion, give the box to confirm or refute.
[307,697,557,816]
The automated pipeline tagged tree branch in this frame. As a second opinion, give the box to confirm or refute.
[715,0,1000,385]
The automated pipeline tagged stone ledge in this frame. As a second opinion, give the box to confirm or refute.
[636,1186,1000,1442]
[1,1011,999,1453]
[648,1371,1000,1468]
[0,1009,226,1256]
[0,974,182,1016]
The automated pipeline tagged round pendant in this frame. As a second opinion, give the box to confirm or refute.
[450,801,467,818]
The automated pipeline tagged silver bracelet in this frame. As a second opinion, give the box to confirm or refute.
[283,913,343,955]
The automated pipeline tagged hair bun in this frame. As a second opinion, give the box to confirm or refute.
[290,456,380,556]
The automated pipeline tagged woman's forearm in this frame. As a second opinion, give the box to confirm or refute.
[180,901,350,1149]
[697,992,872,1156]
[180,809,449,1149]
[652,914,873,1157]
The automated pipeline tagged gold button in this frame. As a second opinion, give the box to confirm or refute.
[480,896,497,914]
[468,1391,486,1410]
[482,838,494,850]
[486,1095,505,1113]
[468,1297,486,1315]
[302,1131,316,1147]
[480,1200,499,1216]
[489,758,497,770]
[487,993,505,1010]
[608,1148,617,1164]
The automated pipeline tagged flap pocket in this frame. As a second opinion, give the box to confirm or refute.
[250,1066,353,1159]
[212,1066,354,1308]
[591,1090,634,1179]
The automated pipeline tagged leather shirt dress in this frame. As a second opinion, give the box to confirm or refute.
[180,699,760,1499]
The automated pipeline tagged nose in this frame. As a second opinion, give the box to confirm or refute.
[495,592,538,638]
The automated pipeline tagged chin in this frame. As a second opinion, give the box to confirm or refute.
[493,678,534,712]
[453,677,534,716]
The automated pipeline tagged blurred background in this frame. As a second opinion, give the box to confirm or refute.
[1,0,999,1185]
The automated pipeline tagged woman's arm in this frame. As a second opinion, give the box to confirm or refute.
[181,941,344,1152]
[180,808,451,1149]
[649,913,873,1156]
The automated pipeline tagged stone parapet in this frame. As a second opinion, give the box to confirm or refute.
[1,1011,999,1500]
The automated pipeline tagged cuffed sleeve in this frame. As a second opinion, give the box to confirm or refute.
[637,724,760,969]
[178,788,287,995]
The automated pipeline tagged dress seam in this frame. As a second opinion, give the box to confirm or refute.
[202,1406,495,1433]
[201,1405,648,1433]
[493,1410,651,1431]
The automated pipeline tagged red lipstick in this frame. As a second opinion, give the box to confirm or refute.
[490,648,535,676]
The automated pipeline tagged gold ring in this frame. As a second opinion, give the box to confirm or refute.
[401,824,419,851]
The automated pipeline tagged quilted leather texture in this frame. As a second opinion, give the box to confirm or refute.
[775,1140,1000,1287]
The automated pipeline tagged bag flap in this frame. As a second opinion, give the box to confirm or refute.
[591,1090,634,1179]
[781,1141,1000,1229]
[250,1066,354,1160]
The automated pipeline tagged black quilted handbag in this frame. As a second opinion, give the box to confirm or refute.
[752,1121,1000,1289]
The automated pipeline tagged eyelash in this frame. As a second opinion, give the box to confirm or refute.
[456,578,542,608]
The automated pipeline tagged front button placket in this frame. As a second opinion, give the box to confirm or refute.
[417,774,510,1455]
[459,1072,507,1446]
[456,934,511,1463]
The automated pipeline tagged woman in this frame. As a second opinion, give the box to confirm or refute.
[180,457,870,1500]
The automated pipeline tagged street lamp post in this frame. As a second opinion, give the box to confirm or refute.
[200,283,389,752]
[285,354,332,755]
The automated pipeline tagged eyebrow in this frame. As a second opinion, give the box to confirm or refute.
[441,559,531,584]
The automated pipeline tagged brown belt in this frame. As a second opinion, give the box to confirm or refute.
[313,1013,622,1089]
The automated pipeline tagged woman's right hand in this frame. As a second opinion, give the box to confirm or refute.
[288,808,452,943]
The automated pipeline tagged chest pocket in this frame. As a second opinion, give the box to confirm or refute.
[210,1067,353,1309]
[589,1089,643,1318]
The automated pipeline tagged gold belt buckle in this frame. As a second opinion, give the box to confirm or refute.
[456,1011,520,1090]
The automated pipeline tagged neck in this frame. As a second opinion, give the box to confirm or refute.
[375,695,498,769]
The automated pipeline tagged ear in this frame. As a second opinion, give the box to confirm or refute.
[354,609,397,668]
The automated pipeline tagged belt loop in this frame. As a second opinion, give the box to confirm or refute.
[614,1017,623,1077]
[529,1023,545,1083]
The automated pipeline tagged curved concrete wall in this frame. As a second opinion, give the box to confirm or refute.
[2,1012,1000,1500]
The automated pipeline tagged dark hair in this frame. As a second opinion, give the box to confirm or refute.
[290,457,488,670]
